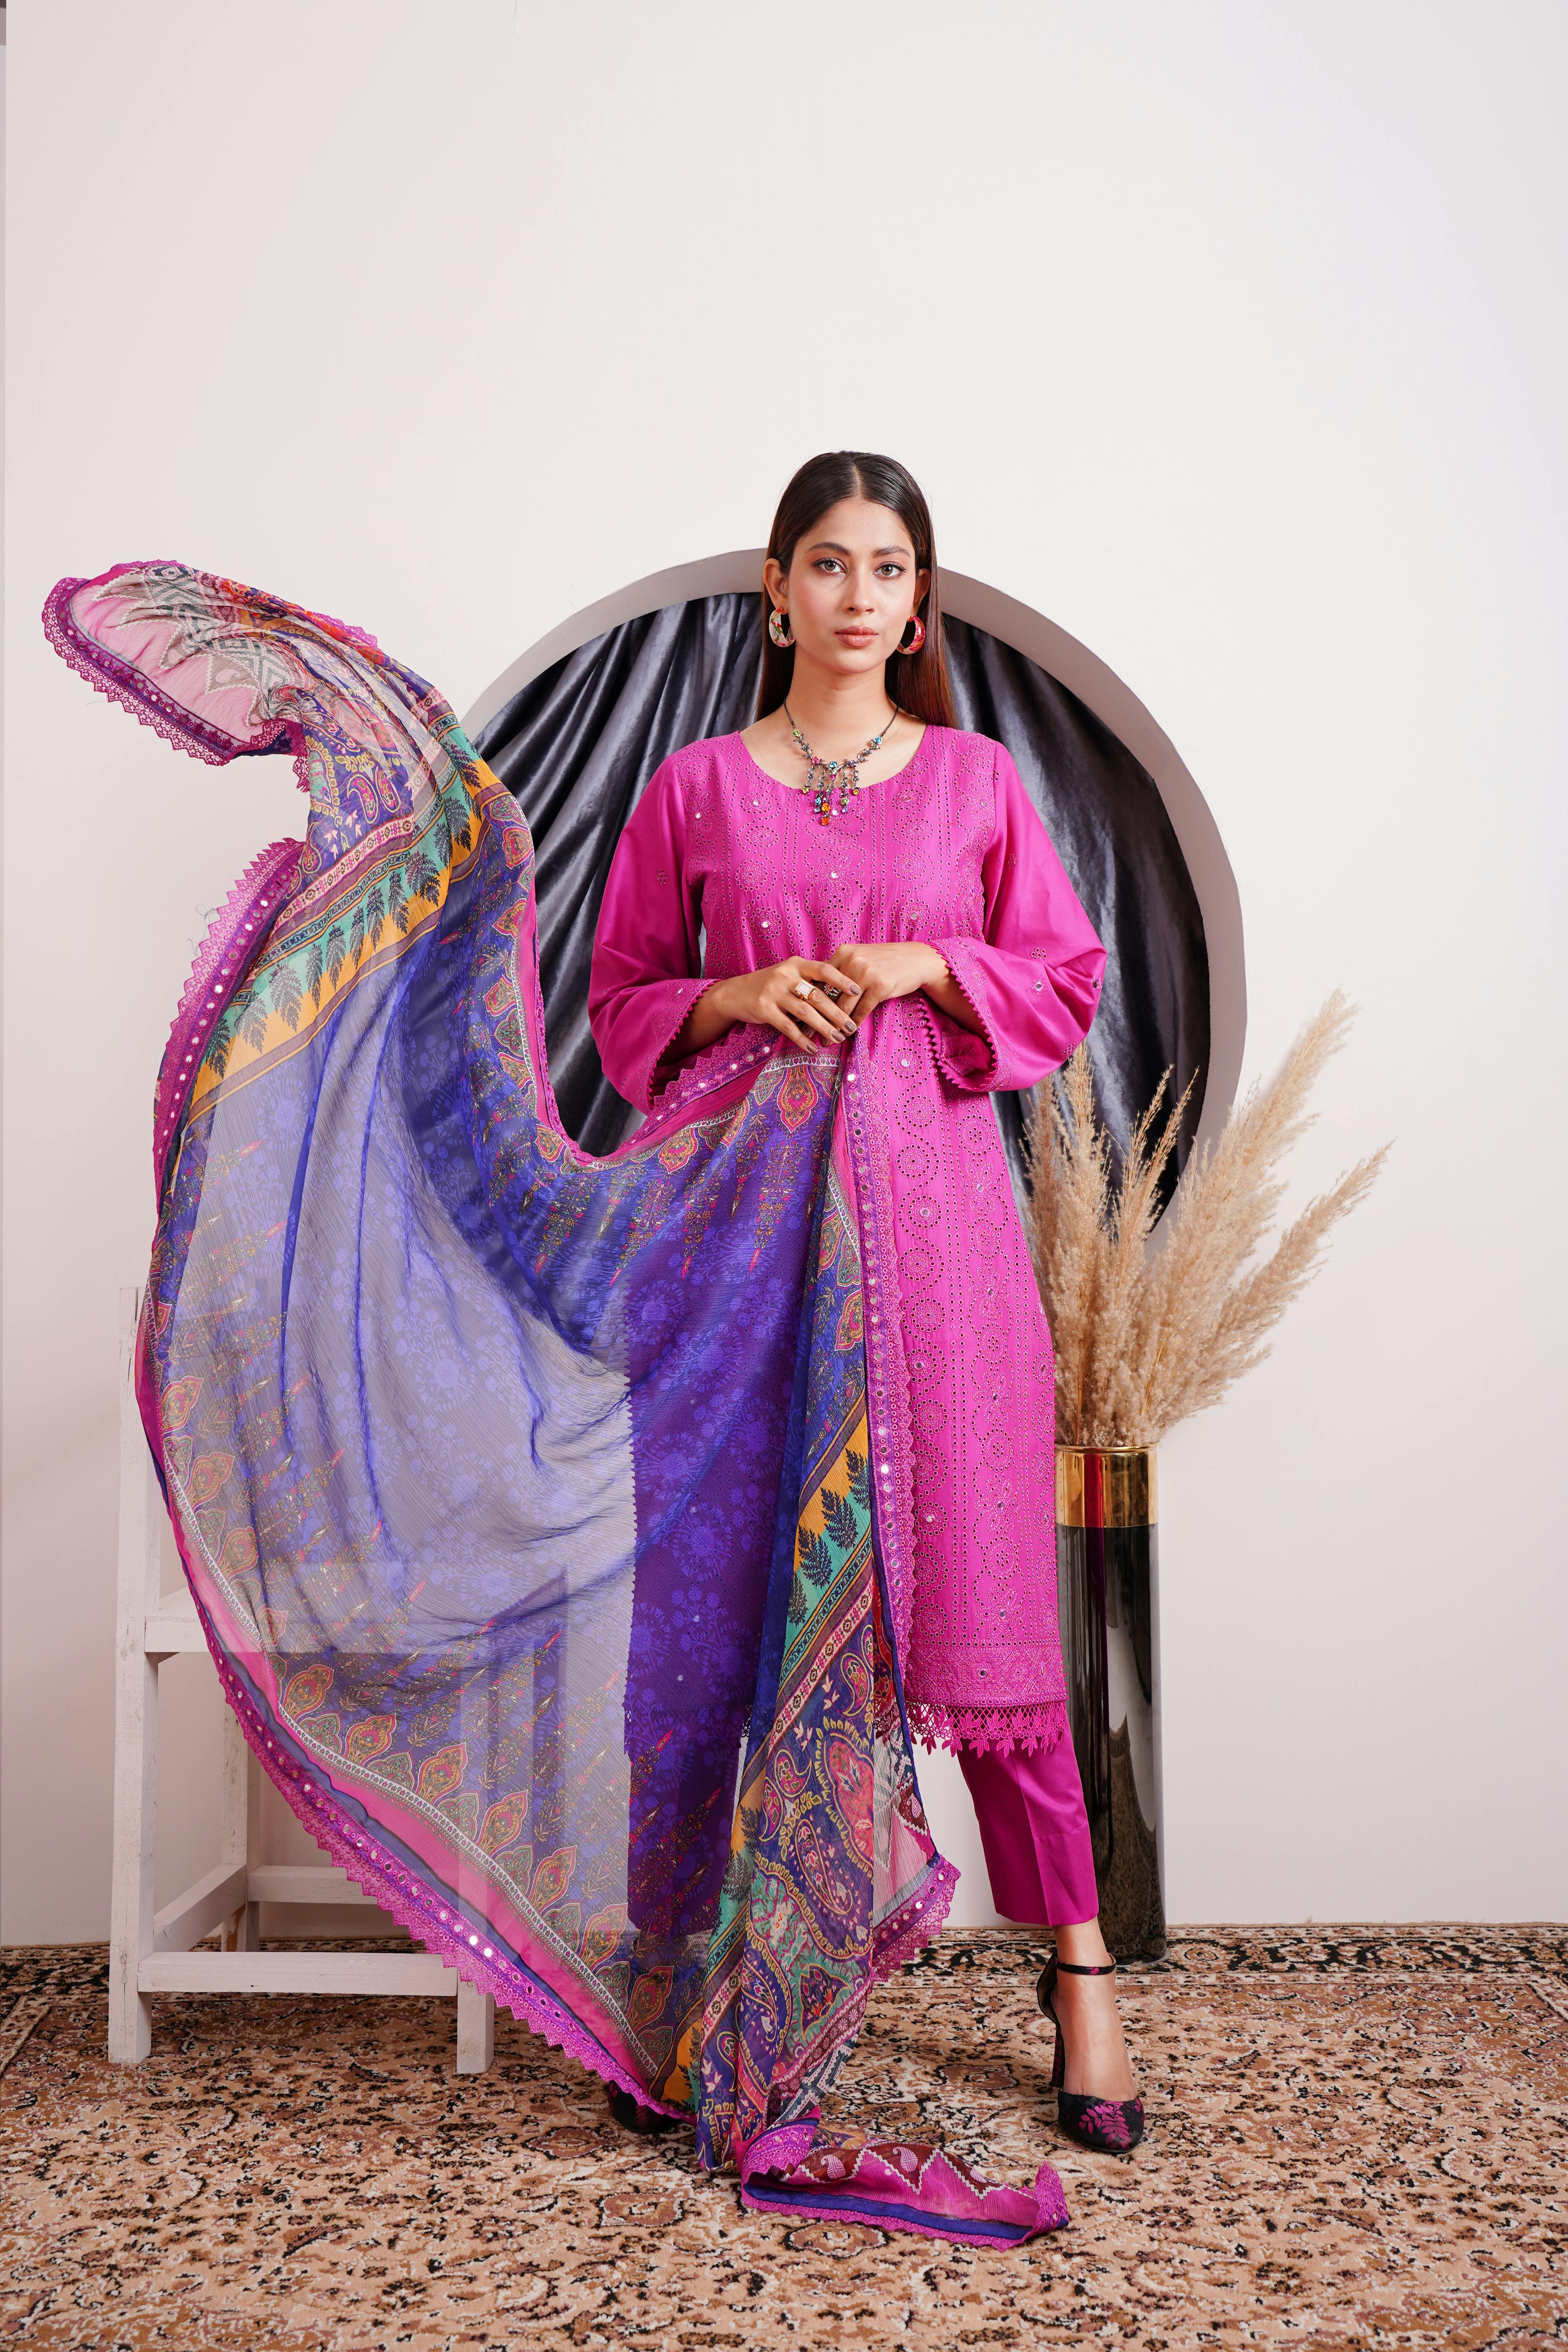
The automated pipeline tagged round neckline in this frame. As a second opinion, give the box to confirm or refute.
[732,719,933,800]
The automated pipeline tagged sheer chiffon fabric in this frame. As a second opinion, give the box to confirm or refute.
[590,730,1107,1753]
[47,563,1072,2247]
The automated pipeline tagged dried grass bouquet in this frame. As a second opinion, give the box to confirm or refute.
[1027,991,1389,1448]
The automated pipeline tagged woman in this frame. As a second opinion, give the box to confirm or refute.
[44,463,1128,2258]
[591,451,1142,2153]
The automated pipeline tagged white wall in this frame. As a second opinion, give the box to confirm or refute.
[5,2,1564,1940]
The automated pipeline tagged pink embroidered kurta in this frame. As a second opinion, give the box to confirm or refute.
[589,725,1105,1750]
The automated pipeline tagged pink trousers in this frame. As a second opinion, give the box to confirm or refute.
[958,1733,1100,1927]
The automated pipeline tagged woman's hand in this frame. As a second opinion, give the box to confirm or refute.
[673,957,863,1060]
[827,941,981,1033]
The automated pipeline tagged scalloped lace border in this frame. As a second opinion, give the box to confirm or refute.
[907,1695,1069,1758]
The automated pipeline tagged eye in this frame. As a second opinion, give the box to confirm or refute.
[812,558,846,577]
[875,563,906,579]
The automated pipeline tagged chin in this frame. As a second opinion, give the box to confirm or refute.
[815,644,888,675]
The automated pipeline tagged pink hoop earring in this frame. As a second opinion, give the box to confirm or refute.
[898,613,927,655]
[768,607,795,649]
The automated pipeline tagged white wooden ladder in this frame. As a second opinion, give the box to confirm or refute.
[109,1288,496,2073]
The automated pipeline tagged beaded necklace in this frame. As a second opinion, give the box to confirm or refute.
[784,702,898,825]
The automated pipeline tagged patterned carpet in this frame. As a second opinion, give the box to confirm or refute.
[2,1927,1564,2349]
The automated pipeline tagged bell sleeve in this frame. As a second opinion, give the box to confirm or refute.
[588,762,716,1112]
[925,740,1106,1093]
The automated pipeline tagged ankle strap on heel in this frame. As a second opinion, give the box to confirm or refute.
[1052,1957,1117,1976]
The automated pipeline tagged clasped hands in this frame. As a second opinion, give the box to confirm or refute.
[677,942,973,1060]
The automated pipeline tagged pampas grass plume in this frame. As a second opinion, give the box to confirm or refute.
[1027,991,1390,1446]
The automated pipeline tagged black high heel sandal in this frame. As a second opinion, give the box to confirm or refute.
[1036,1953,1145,2153]
[606,2085,679,2136]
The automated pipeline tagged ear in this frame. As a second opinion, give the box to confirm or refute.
[913,566,932,612]
[763,555,789,614]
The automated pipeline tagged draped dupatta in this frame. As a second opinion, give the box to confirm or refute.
[46,563,1068,2245]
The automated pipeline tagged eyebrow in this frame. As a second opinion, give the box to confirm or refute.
[806,539,913,558]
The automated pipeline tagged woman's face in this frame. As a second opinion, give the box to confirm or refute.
[765,497,929,682]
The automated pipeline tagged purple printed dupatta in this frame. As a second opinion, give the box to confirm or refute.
[47,564,1067,2247]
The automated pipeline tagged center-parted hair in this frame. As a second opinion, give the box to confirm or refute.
[756,450,956,728]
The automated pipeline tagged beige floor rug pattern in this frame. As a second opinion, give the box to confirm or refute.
[2,1927,1564,2349]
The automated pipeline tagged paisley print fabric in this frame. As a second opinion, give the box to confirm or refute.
[45,563,1066,2247]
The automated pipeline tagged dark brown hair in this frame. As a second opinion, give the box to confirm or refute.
[755,450,956,727]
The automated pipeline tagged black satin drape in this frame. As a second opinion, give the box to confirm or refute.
[942,616,1209,1201]
[474,594,1209,1194]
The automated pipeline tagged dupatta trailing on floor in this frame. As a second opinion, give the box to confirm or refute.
[47,564,1068,2246]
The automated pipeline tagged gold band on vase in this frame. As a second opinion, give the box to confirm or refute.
[1056,1445,1158,1530]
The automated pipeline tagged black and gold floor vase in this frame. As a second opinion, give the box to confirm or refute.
[1056,1444,1165,1960]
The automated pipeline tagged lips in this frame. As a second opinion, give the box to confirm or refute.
[836,630,878,646]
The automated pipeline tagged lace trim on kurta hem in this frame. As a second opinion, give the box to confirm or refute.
[907,1695,1069,1757]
